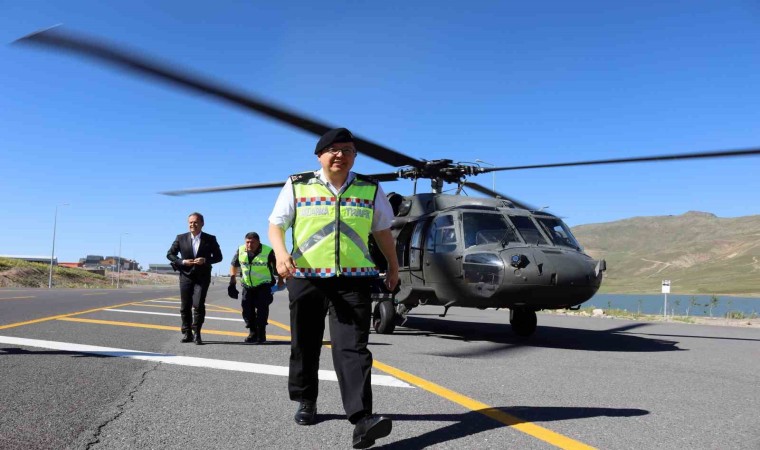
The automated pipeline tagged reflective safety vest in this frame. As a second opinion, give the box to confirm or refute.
[238,244,273,287]
[290,171,378,278]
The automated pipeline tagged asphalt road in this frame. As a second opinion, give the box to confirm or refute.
[1,284,759,449]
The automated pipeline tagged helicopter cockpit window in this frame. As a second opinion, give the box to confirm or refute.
[509,215,548,246]
[535,217,582,250]
[462,212,519,248]
[426,214,457,254]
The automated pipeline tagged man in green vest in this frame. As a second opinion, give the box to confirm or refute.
[229,232,280,344]
[268,127,399,449]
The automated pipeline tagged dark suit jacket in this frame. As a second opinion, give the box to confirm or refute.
[166,232,223,280]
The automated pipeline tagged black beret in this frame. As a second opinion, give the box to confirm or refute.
[314,127,354,155]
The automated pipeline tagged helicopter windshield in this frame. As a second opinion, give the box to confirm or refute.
[508,215,549,246]
[463,212,519,248]
[534,217,583,250]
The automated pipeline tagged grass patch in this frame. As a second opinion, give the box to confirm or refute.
[0,257,176,288]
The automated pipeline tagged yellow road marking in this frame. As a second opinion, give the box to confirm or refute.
[27,298,594,448]
[58,317,292,341]
[372,361,595,449]
[0,297,171,330]
[209,303,291,332]
[0,296,35,300]
[207,302,591,447]
[134,303,230,313]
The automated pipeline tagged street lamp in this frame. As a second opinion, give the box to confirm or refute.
[117,232,129,289]
[475,159,495,192]
[48,203,69,289]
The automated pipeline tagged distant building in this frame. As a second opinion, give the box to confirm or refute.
[80,255,139,271]
[104,256,139,271]
[59,262,83,269]
[148,264,176,275]
[0,255,57,265]
[83,255,104,269]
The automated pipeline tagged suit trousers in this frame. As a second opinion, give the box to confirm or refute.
[287,277,373,423]
[241,284,273,330]
[179,273,210,333]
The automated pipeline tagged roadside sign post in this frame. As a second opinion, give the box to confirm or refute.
[662,280,671,320]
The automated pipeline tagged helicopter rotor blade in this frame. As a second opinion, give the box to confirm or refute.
[482,148,760,173]
[462,181,537,211]
[366,172,401,182]
[14,27,424,169]
[161,172,399,196]
[160,181,286,196]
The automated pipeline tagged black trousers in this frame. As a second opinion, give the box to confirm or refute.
[178,273,211,333]
[287,277,373,423]
[241,284,273,330]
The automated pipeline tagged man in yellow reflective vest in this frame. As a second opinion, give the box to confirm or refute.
[229,232,281,344]
[268,128,399,449]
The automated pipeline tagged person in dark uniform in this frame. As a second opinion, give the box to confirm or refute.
[166,212,223,345]
[229,232,281,344]
[268,128,399,449]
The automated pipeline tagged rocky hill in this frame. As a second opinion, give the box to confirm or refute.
[572,211,760,295]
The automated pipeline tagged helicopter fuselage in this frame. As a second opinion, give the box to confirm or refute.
[377,193,605,313]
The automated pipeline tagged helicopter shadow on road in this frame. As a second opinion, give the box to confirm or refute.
[393,315,683,358]
[318,405,647,449]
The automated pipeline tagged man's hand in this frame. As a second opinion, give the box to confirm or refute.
[193,257,206,265]
[384,267,400,292]
[275,253,297,279]
[183,259,195,266]
[372,228,400,292]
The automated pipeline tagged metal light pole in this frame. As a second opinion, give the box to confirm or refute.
[475,159,495,191]
[117,232,129,289]
[48,203,69,289]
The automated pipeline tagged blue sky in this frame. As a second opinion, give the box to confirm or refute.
[2,1,759,270]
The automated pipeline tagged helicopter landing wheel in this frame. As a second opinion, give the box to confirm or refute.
[509,308,537,337]
[373,300,396,334]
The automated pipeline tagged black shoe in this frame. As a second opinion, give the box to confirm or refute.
[180,332,193,343]
[257,326,267,344]
[244,329,257,344]
[352,414,392,449]
[194,332,203,345]
[294,400,317,425]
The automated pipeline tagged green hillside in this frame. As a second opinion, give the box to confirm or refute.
[0,257,176,288]
[572,211,760,295]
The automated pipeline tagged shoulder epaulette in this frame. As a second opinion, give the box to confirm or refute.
[290,171,316,184]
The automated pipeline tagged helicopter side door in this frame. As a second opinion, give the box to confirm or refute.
[422,213,462,291]
[394,219,427,288]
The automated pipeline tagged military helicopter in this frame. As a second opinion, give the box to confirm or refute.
[16,28,760,337]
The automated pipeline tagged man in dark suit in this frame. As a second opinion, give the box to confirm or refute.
[166,212,223,345]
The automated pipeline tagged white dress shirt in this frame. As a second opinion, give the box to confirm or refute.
[191,232,202,257]
[268,170,393,232]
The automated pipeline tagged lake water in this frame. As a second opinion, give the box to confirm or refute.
[584,293,760,318]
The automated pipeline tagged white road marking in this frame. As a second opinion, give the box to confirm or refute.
[0,336,413,388]
[105,308,243,322]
